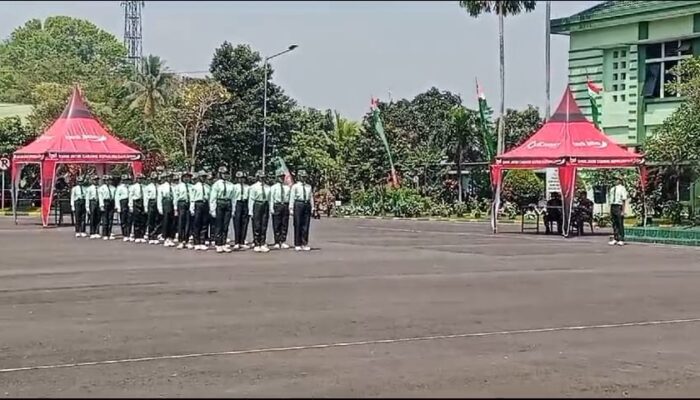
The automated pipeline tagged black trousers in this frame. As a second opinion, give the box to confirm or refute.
[610,204,625,241]
[161,198,175,240]
[147,199,159,240]
[252,201,269,247]
[293,200,311,247]
[272,202,290,244]
[132,201,146,239]
[74,199,86,233]
[192,201,206,245]
[119,199,131,238]
[89,199,101,235]
[202,202,211,243]
[233,200,249,245]
[101,199,115,237]
[177,200,191,243]
[214,200,232,246]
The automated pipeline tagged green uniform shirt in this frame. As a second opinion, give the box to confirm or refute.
[289,182,314,211]
[269,182,291,213]
[203,183,211,201]
[98,184,116,208]
[175,182,192,204]
[189,182,205,213]
[114,184,129,211]
[232,183,249,202]
[248,182,270,216]
[85,184,98,201]
[209,179,234,217]
[157,182,174,214]
[128,183,145,211]
[70,185,85,211]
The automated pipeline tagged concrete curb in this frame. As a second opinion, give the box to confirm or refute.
[333,215,519,225]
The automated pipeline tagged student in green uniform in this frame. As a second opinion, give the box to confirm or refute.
[158,172,176,247]
[144,172,160,244]
[115,174,132,241]
[86,175,101,238]
[175,171,193,249]
[190,172,208,251]
[70,175,88,238]
[289,170,314,251]
[209,166,234,253]
[203,171,214,246]
[231,171,250,250]
[270,169,291,249]
[129,173,147,243]
[248,170,271,253]
[98,174,117,241]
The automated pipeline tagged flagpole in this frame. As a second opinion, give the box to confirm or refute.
[545,0,551,121]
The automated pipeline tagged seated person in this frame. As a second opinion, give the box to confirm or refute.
[573,190,594,235]
[544,192,563,234]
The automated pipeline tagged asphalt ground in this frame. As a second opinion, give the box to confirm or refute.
[1,217,699,397]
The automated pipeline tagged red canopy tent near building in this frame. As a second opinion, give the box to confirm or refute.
[12,87,143,226]
[490,86,646,236]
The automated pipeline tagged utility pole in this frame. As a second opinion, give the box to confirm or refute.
[122,1,145,72]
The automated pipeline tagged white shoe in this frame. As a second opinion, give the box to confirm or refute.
[233,244,240,250]
[186,244,194,250]
[226,238,231,244]
[253,246,261,253]
[151,240,159,245]
[241,244,250,250]
[302,246,311,251]
[273,244,281,249]
[75,233,81,238]
[295,246,302,252]
[216,246,224,254]
[223,246,232,253]
[281,243,290,249]
[158,234,164,241]
[608,240,618,246]
[123,237,130,242]
[617,241,625,246]
[109,235,116,240]
[176,243,185,249]
[81,233,88,238]
[260,246,270,253]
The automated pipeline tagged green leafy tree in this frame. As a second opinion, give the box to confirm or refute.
[501,105,543,151]
[0,116,32,155]
[124,55,175,121]
[450,105,483,202]
[203,42,297,172]
[501,169,544,207]
[0,16,128,104]
[458,1,537,155]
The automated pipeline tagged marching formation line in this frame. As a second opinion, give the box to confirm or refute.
[2,317,699,374]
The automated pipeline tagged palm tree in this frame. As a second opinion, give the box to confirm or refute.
[450,105,481,202]
[124,55,174,122]
[458,1,537,155]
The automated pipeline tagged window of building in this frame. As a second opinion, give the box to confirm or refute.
[644,40,693,98]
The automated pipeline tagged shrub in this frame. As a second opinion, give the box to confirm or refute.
[662,200,684,225]
[501,170,544,207]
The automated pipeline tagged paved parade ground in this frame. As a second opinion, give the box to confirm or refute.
[1,217,700,397]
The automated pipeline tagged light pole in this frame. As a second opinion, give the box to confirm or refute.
[262,44,298,174]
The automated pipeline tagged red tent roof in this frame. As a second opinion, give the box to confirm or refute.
[13,87,142,162]
[496,86,643,168]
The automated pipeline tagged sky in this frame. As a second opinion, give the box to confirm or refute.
[2,0,601,120]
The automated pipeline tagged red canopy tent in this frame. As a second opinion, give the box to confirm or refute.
[12,86,143,226]
[490,86,645,236]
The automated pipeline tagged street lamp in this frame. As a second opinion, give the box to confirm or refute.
[262,44,298,174]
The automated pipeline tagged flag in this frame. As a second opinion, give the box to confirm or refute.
[475,79,496,162]
[370,97,398,187]
[275,156,294,186]
[587,78,602,129]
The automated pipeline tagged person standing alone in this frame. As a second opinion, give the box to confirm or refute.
[289,170,314,251]
[98,175,117,240]
[70,175,88,238]
[269,168,291,249]
[609,178,628,246]
[115,174,132,241]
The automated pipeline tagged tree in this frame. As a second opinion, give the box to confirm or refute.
[501,169,544,207]
[125,55,175,121]
[458,1,537,155]
[0,16,128,104]
[450,105,482,202]
[0,116,32,155]
[173,78,230,170]
[501,105,543,151]
[203,42,297,172]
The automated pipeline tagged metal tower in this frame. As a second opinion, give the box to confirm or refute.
[121,1,144,71]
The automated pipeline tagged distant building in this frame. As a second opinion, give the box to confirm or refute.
[552,0,700,208]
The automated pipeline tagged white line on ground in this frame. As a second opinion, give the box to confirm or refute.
[2,317,699,374]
